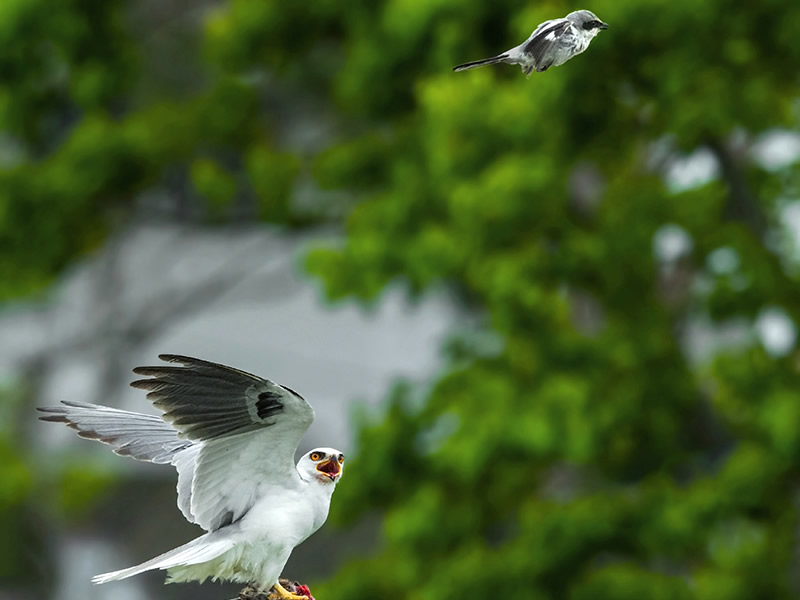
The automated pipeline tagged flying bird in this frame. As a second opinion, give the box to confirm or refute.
[453,10,608,78]
[38,354,344,600]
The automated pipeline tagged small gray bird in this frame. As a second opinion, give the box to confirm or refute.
[453,10,608,78]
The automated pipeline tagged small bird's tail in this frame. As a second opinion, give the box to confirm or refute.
[92,534,235,584]
[453,54,509,72]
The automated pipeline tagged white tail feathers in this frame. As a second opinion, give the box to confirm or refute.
[92,535,235,584]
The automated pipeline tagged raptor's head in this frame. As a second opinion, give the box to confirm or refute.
[298,447,344,484]
[567,10,609,33]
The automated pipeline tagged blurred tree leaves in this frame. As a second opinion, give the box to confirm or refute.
[3,0,800,599]
[246,146,300,222]
[296,0,800,598]
[0,384,45,584]
[190,158,237,217]
[0,2,306,301]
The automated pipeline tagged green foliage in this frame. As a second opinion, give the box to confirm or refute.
[0,4,318,301]
[0,384,49,582]
[4,0,800,598]
[0,0,135,143]
[298,0,800,598]
[53,460,118,519]
[246,146,301,223]
[191,158,237,218]
[0,437,33,513]
[0,81,260,298]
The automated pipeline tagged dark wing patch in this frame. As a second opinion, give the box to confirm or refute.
[132,354,297,442]
[256,390,284,420]
[522,20,570,63]
[216,510,237,528]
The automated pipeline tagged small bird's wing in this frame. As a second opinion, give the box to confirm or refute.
[527,18,561,40]
[37,400,191,464]
[520,18,573,69]
[132,354,314,531]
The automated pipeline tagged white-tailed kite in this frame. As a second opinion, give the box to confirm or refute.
[453,10,609,78]
[39,354,344,600]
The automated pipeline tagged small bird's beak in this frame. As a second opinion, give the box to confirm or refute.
[598,21,609,30]
[316,459,341,480]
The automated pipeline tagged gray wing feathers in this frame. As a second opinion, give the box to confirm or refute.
[132,354,311,441]
[37,400,190,464]
[134,354,315,532]
[520,19,573,72]
[528,18,560,39]
[40,354,316,535]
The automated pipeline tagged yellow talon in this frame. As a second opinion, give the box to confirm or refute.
[271,581,309,600]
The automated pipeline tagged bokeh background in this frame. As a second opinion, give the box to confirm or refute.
[3,0,800,599]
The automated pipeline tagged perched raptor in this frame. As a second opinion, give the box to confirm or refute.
[453,9,608,78]
[39,354,344,600]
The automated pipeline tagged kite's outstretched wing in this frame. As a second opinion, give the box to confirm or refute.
[131,354,315,531]
[40,354,315,533]
[37,400,191,464]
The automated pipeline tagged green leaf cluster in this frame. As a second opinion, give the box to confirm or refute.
[295,0,800,598]
[3,0,800,598]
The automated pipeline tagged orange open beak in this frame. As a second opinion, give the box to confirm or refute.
[315,458,341,480]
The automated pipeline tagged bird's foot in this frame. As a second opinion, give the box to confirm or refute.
[238,579,313,600]
[272,581,309,600]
